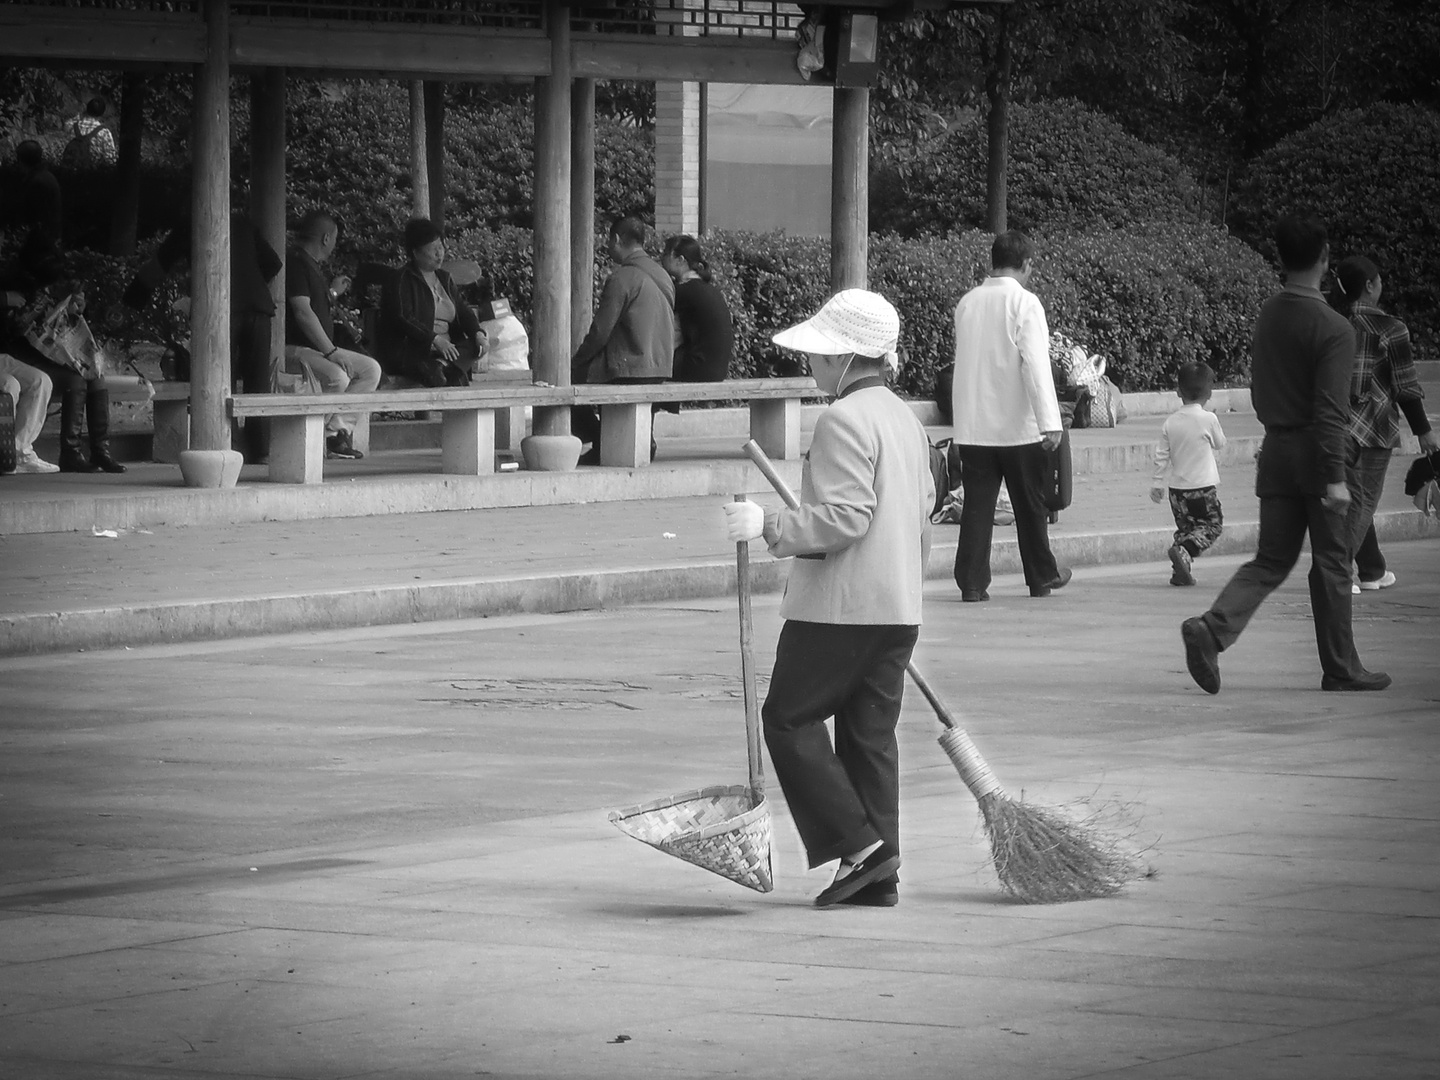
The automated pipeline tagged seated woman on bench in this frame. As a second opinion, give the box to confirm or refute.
[377,219,486,387]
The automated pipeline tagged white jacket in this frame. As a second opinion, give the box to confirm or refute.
[951,276,1062,445]
[763,383,934,626]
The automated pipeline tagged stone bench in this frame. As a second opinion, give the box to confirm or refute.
[229,378,565,483]
[572,377,819,467]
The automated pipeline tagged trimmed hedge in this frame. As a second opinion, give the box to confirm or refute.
[442,221,1274,396]
[1229,102,1440,355]
[871,99,1206,237]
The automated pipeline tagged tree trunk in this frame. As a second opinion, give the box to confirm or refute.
[424,81,446,230]
[984,7,1012,235]
[108,72,147,256]
[408,80,430,220]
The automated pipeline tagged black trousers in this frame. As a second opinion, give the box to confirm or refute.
[1201,431,1362,680]
[953,441,1061,595]
[761,620,918,869]
[7,344,110,458]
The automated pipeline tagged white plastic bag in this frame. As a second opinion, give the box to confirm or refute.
[477,298,529,374]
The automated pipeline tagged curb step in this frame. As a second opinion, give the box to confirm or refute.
[2,510,1433,659]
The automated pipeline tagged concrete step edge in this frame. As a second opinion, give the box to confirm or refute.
[3,510,1434,658]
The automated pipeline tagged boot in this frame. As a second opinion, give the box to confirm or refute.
[58,385,101,473]
[86,385,126,474]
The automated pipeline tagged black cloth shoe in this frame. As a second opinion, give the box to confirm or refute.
[577,447,601,466]
[325,432,363,460]
[90,450,127,474]
[836,880,899,907]
[59,452,102,474]
[1030,566,1073,597]
[961,590,989,602]
[1321,670,1391,692]
[1181,616,1221,694]
[815,842,901,908]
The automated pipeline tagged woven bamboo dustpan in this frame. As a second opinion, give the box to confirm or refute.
[607,500,774,893]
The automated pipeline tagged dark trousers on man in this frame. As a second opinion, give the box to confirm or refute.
[953,441,1061,595]
[234,311,272,460]
[1200,431,1362,680]
[761,620,918,869]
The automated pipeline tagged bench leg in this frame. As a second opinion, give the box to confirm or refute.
[442,409,496,475]
[349,412,371,457]
[599,403,649,467]
[268,414,325,484]
[151,398,189,464]
[495,405,526,453]
[750,399,801,460]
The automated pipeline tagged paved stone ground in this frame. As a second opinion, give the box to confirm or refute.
[2,544,1436,1079]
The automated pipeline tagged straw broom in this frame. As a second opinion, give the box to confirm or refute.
[742,439,1140,904]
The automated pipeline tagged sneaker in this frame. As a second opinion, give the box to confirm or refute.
[1351,583,1361,595]
[325,431,363,460]
[13,449,60,474]
[1168,544,1195,587]
[1358,571,1396,591]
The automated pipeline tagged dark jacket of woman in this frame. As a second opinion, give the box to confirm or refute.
[377,263,480,379]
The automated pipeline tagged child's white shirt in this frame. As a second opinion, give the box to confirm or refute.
[1153,403,1226,490]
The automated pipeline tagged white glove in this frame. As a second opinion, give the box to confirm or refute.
[723,500,765,543]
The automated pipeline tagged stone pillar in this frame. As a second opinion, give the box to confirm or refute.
[571,77,595,350]
[830,86,869,291]
[189,0,231,452]
[654,80,701,238]
[532,0,572,437]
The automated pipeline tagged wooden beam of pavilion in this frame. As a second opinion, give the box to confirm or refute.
[0,6,807,86]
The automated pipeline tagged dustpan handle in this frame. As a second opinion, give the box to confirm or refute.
[741,440,958,732]
[735,496,765,795]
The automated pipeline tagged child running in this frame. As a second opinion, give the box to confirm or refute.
[1151,362,1227,585]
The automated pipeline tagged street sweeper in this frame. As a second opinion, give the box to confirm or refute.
[722,289,935,908]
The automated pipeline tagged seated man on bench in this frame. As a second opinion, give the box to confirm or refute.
[569,215,674,465]
[285,210,381,460]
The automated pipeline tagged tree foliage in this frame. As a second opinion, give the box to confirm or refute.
[871,100,1204,237]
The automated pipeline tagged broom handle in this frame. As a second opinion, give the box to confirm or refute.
[741,439,957,731]
[734,496,765,796]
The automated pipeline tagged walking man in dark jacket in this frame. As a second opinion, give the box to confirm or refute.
[1181,214,1389,694]
[570,215,674,464]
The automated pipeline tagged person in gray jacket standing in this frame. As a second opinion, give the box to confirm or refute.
[724,289,935,908]
[570,215,674,464]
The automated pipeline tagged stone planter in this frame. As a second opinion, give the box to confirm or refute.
[178,448,243,489]
[520,433,582,472]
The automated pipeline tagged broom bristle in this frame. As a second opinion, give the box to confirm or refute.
[975,791,1141,904]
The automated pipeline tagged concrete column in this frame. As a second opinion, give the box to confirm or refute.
[654,81,701,237]
[830,86,868,292]
[189,0,231,451]
[249,67,286,392]
[571,77,595,350]
[532,0,572,436]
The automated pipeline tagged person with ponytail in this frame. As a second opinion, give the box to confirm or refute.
[659,235,733,383]
[1331,255,1438,593]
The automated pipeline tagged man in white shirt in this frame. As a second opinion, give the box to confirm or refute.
[950,231,1070,601]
